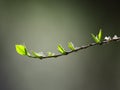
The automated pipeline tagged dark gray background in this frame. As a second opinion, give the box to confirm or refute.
[0,0,120,90]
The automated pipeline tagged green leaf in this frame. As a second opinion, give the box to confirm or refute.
[47,52,55,56]
[57,44,66,54]
[98,29,102,41]
[68,42,75,50]
[32,51,42,58]
[15,44,28,56]
[91,34,100,43]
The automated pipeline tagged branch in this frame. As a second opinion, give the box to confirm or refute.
[15,30,120,60]
[29,37,120,59]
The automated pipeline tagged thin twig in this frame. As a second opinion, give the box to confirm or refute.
[29,37,120,59]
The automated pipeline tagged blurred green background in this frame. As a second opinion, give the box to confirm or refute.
[0,0,120,90]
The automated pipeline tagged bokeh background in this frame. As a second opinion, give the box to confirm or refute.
[0,0,120,90]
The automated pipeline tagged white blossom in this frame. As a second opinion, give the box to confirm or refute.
[38,52,45,57]
[104,36,111,41]
[113,35,118,39]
